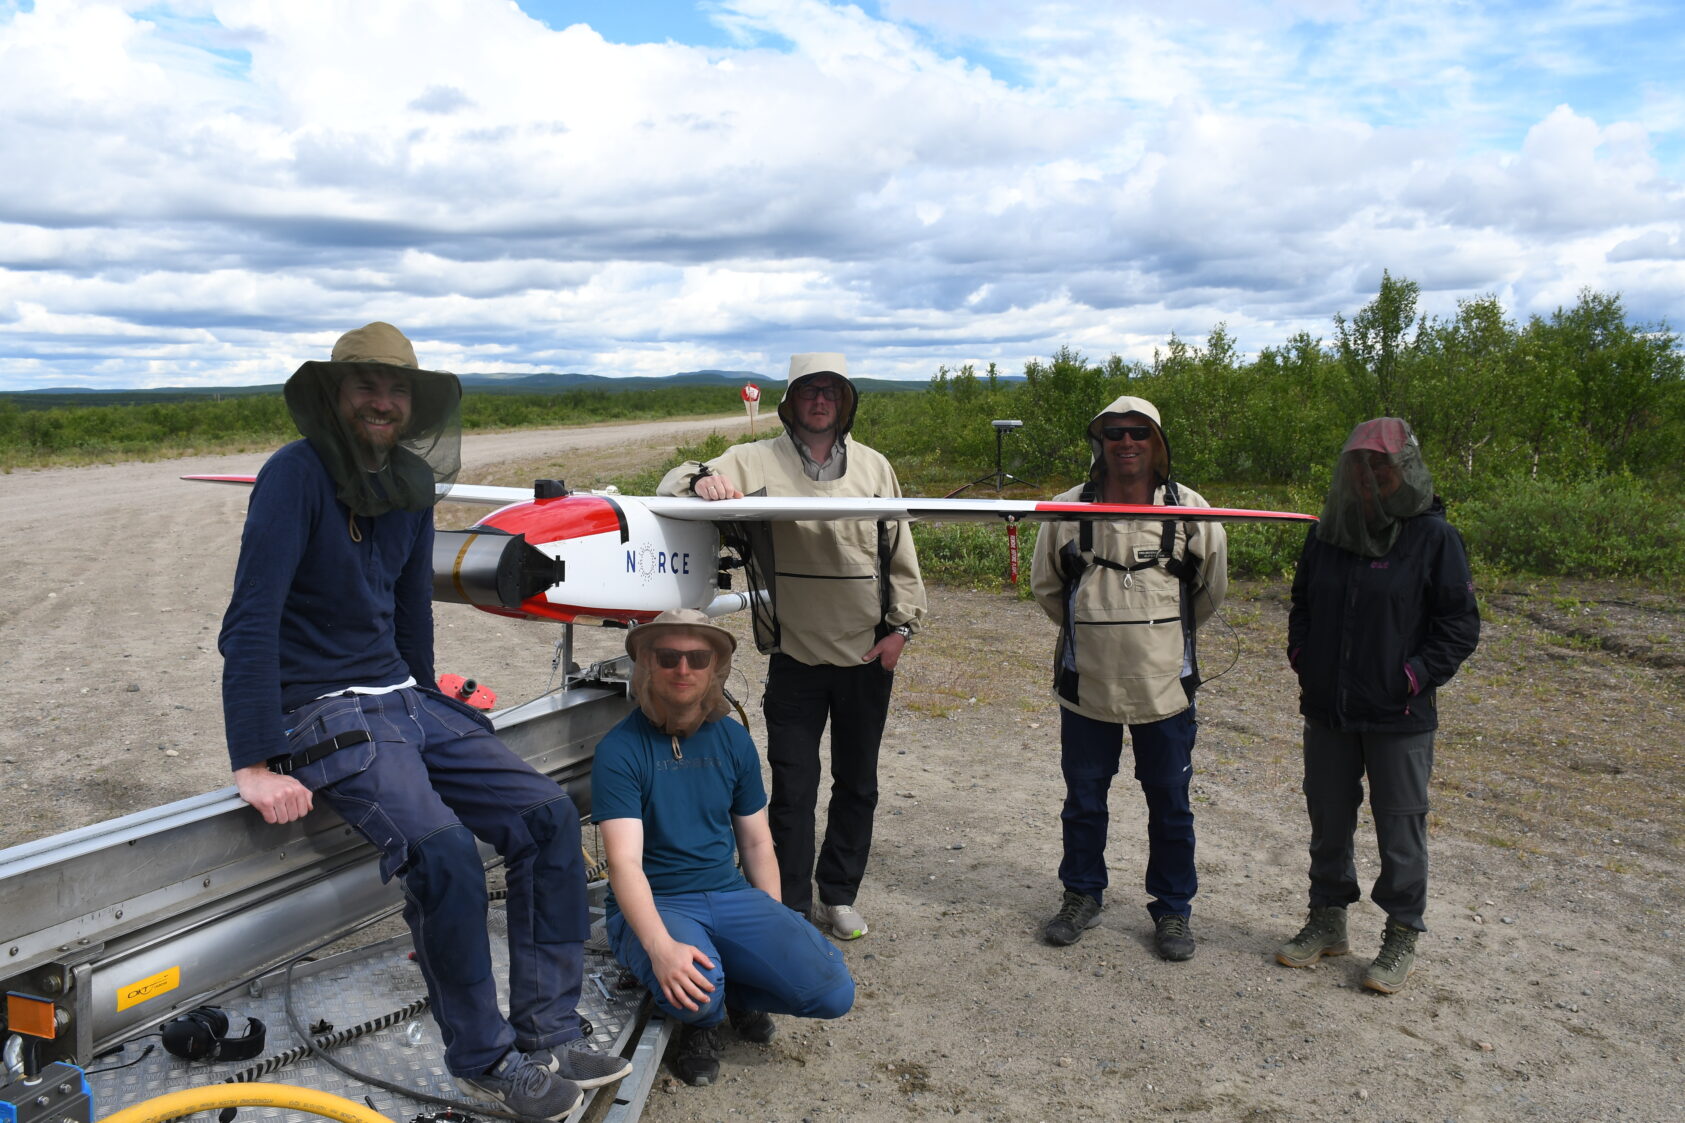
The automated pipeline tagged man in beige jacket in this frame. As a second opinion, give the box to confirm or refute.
[660,354,926,941]
[1029,396,1228,961]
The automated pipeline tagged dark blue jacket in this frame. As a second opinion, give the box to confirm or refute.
[1287,501,1479,732]
[219,440,434,770]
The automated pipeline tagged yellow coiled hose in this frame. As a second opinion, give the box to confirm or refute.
[100,1082,393,1123]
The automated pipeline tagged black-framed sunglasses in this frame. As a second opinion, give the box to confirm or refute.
[796,384,841,401]
[652,647,714,670]
[1100,424,1155,442]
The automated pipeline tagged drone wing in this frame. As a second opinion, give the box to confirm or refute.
[185,477,1313,525]
[637,495,1315,525]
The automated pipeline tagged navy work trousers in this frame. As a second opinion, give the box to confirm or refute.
[762,654,895,915]
[1058,705,1198,920]
[607,887,854,1028]
[282,687,588,1076]
[1301,720,1434,931]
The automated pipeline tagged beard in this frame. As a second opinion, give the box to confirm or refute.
[347,413,404,464]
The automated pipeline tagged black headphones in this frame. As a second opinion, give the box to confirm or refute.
[160,1006,268,1062]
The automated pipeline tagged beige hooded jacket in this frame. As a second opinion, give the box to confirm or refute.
[1029,395,1229,724]
[658,358,925,667]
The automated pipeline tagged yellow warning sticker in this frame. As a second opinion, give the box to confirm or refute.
[116,966,180,1012]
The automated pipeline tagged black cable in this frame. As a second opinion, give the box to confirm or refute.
[1194,584,1243,688]
[90,1032,162,1062]
[83,1043,156,1075]
[724,686,750,730]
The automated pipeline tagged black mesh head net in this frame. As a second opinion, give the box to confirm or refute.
[1316,417,1434,557]
[282,323,462,517]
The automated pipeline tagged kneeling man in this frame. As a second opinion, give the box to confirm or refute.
[594,610,855,1087]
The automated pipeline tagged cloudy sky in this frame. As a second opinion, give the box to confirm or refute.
[2,0,1680,389]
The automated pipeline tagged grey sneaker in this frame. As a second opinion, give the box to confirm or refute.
[1153,914,1196,961]
[1362,921,1420,994]
[1276,905,1350,968]
[529,1035,634,1089]
[670,1022,724,1087]
[814,902,869,940]
[1043,889,1103,946]
[455,1049,583,1120]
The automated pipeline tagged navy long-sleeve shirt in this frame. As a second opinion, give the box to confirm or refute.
[218,440,435,770]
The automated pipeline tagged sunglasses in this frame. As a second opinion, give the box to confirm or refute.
[1100,424,1155,442]
[796,384,841,401]
[652,647,714,670]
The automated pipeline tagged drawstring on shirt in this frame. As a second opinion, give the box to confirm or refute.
[347,510,363,542]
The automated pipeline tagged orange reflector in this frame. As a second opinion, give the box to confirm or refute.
[5,992,57,1039]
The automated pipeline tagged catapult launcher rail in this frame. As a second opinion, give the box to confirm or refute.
[1,659,661,1123]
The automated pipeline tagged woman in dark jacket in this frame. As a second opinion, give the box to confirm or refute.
[1277,418,1480,993]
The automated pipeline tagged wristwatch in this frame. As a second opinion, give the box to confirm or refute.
[890,624,912,639]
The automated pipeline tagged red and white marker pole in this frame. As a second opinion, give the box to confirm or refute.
[742,382,761,432]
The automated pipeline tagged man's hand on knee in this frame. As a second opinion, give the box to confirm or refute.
[652,939,717,1011]
[234,764,314,824]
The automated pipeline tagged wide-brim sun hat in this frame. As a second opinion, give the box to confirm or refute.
[625,608,738,660]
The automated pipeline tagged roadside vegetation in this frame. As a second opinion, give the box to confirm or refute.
[0,384,761,470]
[674,275,1685,588]
[7,273,1681,586]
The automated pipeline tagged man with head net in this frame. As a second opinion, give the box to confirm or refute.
[218,323,632,1118]
[1276,417,1480,993]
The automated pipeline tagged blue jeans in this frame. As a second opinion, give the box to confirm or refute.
[1058,705,1198,920]
[283,687,588,1076]
[607,887,854,1028]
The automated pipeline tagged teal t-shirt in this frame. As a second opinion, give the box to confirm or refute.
[591,709,767,900]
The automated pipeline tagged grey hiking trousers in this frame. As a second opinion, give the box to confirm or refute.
[1301,721,1435,931]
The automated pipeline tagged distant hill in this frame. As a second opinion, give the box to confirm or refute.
[460,369,760,393]
[0,369,926,410]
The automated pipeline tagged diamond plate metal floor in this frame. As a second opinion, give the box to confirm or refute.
[85,907,648,1122]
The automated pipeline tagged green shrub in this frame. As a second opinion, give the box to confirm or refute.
[1457,473,1685,578]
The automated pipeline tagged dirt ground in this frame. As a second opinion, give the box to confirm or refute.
[2,420,1682,1122]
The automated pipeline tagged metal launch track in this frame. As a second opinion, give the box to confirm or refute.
[1,658,669,1122]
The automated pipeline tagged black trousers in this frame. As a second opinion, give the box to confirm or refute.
[1302,720,1435,931]
[762,654,895,913]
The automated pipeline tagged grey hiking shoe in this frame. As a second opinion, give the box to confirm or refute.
[1362,920,1420,994]
[1153,914,1196,961]
[529,1035,634,1089]
[1276,905,1350,968]
[1043,889,1103,946]
[455,1049,583,1120]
